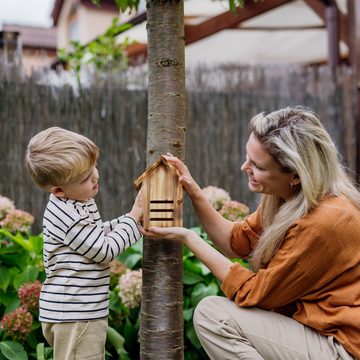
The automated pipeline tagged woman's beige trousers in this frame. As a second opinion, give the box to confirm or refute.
[194,296,354,360]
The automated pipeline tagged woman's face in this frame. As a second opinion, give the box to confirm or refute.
[241,133,299,200]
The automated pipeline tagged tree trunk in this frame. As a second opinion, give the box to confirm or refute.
[140,1,186,359]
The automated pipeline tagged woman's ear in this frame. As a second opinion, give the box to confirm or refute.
[291,174,301,186]
[50,186,65,198]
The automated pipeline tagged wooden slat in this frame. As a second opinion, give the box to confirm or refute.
[184,0,293,45]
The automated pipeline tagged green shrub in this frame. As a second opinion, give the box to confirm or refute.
[0,189,249,359]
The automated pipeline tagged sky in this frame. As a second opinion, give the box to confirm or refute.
[0,0,55,28]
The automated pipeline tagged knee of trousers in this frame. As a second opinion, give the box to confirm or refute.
[193,295,233,335]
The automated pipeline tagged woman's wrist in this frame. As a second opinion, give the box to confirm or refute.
[189,186,206,203]
[183,230,201,248]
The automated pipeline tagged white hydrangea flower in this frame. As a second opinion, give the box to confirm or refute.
[118,269,142,309]
[202,185,231,211]
[0,195,15,220]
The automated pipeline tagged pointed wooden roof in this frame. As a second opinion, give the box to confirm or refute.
[134,156,178,191]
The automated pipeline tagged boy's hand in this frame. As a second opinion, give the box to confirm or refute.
[128,189,143,223]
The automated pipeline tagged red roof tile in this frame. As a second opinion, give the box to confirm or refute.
[3,24,57,50]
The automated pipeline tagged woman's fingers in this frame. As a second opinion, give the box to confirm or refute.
[162,154,189,175]
[139,226,189,241]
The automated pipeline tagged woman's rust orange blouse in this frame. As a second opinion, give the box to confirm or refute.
[221,195,360,359]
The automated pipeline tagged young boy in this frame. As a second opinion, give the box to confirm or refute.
[25,127,142,360]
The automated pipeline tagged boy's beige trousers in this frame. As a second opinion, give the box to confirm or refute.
[194,296,354,360]
[42,318,108,360]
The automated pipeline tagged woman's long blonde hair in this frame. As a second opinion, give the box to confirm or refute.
[249,107,360,271]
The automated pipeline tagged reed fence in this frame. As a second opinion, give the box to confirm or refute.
[0,64,357,232]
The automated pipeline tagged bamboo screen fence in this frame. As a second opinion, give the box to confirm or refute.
[0,64,358,232]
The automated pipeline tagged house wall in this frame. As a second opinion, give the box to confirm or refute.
[21,49,57,74]
[56,0,119,49]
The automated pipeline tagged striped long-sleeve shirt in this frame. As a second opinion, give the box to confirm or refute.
[39,194,141,323]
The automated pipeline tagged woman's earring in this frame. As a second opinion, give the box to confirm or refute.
[290,183,294,188]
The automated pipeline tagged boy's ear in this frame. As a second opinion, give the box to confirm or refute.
[50,186,65,198]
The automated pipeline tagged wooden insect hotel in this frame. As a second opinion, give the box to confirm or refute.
[134,156,183,230]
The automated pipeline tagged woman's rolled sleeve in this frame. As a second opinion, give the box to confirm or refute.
[230,208,262,258]
[221,262,255,299]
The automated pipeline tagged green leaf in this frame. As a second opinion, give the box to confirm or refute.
[183,270,203,285]
[4,296,21,314]
[106,326,130,359]
[185,322,202,350]
[13,265,38,290]
[183,258,210,276]
[190,282,219,308]
[129,237,143,254]
[0,290,18,307]
[118,253,142,269]
[189,226,202,235]
[0,341,28,360]
[109,290,121,312]
[25,330,37,349]
[28,235,43,256]
[36,343,45,360]
[0,252,28,270]
[123,318,138,349]
[232,258,249,269]
[183,307,194,321]
[0,267,11,292]
[0,231,31,253]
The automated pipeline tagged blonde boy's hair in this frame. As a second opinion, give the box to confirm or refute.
[25,127,99,190]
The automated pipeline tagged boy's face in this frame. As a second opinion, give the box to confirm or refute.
[56,167,99,202]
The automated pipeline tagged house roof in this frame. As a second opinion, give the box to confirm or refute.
[119,0,348,66]
[51,0,119,26]
[134,156,179,191]
[3,24,57,50]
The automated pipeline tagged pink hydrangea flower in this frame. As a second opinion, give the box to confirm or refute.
[109,259,127,277]
[118,269,142,309]
[1,306,33,342]
[219,200,250,221]
[18,280,42,312]
[202,186,231,210]
[0,209,34,233]
[0,195,15,220]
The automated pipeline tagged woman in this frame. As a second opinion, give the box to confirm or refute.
[141,107,360,359]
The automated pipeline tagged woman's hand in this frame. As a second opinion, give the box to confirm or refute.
[140,225,194,245]
[141,224,234,282]
[162,153,202,199]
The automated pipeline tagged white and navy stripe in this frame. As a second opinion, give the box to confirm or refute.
[39,194,141,323]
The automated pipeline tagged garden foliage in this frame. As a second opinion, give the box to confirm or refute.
[0,189,249,360]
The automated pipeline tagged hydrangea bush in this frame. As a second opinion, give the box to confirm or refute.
[219,200,249,221]
[18,280,42,313]
[0,189,250,360]
[1,307,33,343]
[0,195,47,359]
[1,209,34,234]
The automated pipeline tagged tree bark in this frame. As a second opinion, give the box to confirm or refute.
[140,1,186,359]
